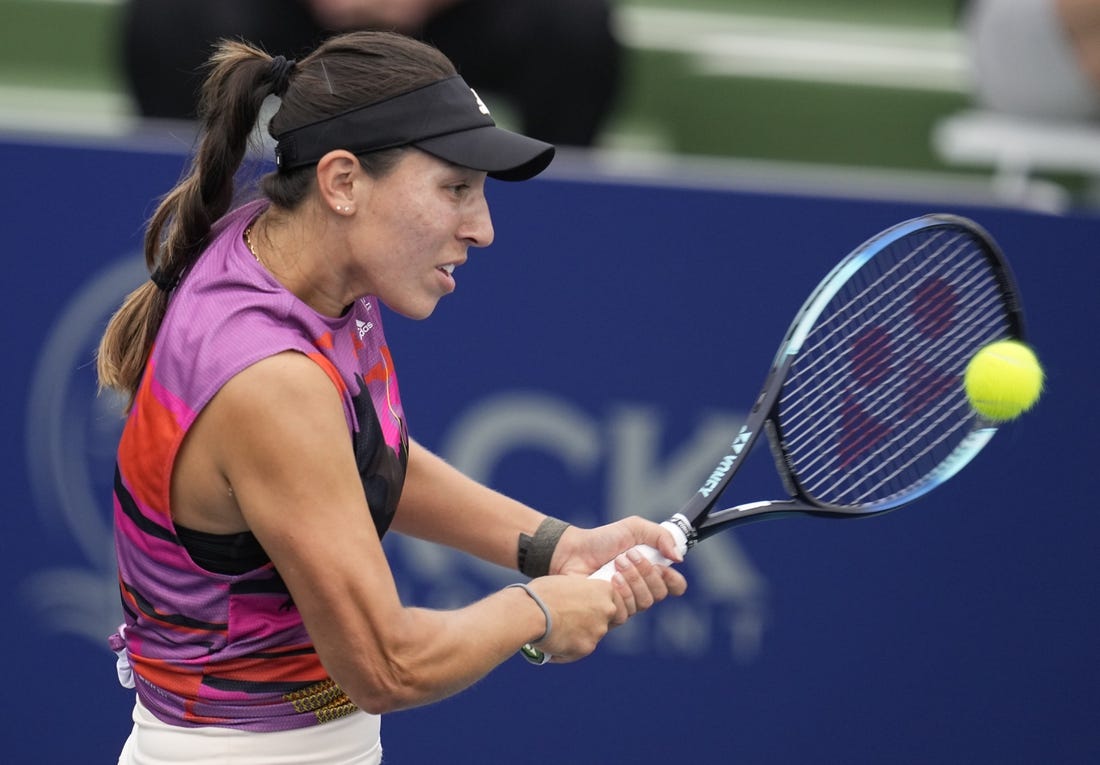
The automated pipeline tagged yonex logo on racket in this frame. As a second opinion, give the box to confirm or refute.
[699,426,752,497]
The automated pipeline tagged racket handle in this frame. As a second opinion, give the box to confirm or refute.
[520,516,690,665]
[588,518,690,581]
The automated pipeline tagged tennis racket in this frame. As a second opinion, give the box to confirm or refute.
[523,213,1026,664]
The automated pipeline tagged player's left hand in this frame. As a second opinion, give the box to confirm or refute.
[552,518,688,624]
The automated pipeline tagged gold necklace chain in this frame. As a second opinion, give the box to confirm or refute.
[243,222,262,263]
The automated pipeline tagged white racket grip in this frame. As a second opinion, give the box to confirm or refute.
[519,516,690,665]
[588,518,690,581]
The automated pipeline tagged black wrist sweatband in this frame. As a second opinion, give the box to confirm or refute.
[517,517,570,578]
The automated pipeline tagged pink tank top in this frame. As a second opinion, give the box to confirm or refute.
[111,200,408,731]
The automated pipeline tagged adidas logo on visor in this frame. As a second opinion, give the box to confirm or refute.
[471,89,490,116]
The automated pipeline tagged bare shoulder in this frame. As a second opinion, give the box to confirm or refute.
[201,351,356,494]
[173,351,350,531]
[220,351,342,410]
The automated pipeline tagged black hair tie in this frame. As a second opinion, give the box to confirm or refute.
[150,267,178,293]
[269,55,297,97]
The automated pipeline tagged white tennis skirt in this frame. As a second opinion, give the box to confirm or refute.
[118,696,382,765]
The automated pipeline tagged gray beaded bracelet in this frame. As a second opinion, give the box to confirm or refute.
[517,517,570,578]
[506,582,553,645]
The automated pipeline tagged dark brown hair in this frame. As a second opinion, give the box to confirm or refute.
[97,31,455,407]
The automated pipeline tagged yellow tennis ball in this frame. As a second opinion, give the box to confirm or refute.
[964,340,1044,421]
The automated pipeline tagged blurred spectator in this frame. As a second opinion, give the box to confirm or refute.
[960,0,1100,121]
[120,0,622,146]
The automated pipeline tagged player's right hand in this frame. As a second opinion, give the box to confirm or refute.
[524,576,618,662]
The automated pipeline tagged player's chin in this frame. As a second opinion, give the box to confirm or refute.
[388,295,445,321]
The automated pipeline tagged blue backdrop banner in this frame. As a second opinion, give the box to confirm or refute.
[2,135,1097,764]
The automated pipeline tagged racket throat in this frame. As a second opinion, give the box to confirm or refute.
[665,513,698,553]
[764,419,800,498]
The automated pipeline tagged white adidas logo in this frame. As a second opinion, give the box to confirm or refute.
[356,319,374,340]
[471,88,490,116]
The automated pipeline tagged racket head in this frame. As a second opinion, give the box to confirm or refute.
[767,214,1024,515]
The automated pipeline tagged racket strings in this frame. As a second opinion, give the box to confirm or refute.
[791,260,1002,503]
[783,269,1005,445]
[788,232,992,390]
[811,380,972,501]
[789,335,986,500]
[793,232,961,360]
[776,229,1013,508]
[784,233,978,399]
[782,236,991,427]
[780,259,963,420]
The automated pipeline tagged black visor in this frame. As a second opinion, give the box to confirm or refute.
[273,76,554,181]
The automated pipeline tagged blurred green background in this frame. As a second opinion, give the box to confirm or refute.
[3,0,1094,204]
[0,0,965,167]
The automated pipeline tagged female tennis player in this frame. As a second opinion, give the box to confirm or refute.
[97,31,686,764]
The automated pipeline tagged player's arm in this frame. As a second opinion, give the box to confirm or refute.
[205,352,617,710]
[389,439,546,568]
[392,439,687,612]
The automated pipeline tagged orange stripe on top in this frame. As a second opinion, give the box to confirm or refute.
[209,648,329,685]
[363,345,394,385]
[129,653,205,701]
[118,357,185,515]
[306,352,347,395]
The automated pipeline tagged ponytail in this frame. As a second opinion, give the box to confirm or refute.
[98,31,456,409]
[97,40,292,408]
